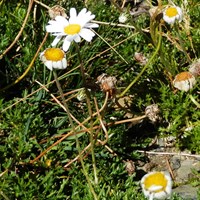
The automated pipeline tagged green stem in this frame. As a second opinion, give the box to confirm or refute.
[75,44,98,194]
[53,70,98,199]
[119,25,162,97]
[53,71,75,131]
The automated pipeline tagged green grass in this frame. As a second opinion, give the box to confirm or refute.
[0,0,200,199]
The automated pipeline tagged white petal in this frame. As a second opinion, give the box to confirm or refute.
[79,28,95,42]
[70,8,77,18]
[85,23,99,28]
[154,191,169,199]
[46,24,56,32]
[78,8,87,18]
[148,185,163,192]
[78,15,95,26]
[40,52,45,62]
[51,36,62,46]
[52,32,66,36]
[65,35,76,42]
[63,39,71,51]
[74,35,81,43]
[55,61,62,69]
[48,20,57,25]
[62,58,67,69]
[46,24,63,33]
[163,15,176,24]
[176,7,183,21]
[69,17,78,24]
[52,61,58,69]
[45,61,53,71]
[55,16,69,26]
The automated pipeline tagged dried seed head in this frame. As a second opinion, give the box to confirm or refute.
[48,5,68,19]
[134,52,148,65]
[189,59,200,77]
[124,160,135,176]
[96,73,117,97]
[145,104,161,123]
[173,71,196,92]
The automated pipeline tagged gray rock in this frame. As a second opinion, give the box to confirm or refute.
[173,184,199,200]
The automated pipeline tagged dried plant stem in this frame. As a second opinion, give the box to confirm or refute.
[137,150,200,158]
[64,143,92,168]
[94,96,108,145]
[33,0,50,9]
[119,25,162,97]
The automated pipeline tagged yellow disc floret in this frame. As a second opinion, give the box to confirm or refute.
[165,7,178,17]
[64,24,81,35]
[44,48,65,61]
[144,172,167,193]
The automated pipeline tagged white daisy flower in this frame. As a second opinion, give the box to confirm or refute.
[46,8,99,51]
[163,6,183,25]
[173,71,196,92]
[40,48,67,71]
[141,171,172,200]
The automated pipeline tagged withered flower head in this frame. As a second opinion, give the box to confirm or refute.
[173,71,196,92]
[48,5,68,19]
[145,104,161,123]
[134,52,148,65]
[124,160,135,176]
[96,73,117,97]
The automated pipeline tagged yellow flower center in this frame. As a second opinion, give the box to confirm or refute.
[44,48,64,61]
[144,172,168,193]
[165,7,178,17]
[64,24,81,35]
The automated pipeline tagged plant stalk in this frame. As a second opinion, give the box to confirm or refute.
[53,70,98,199]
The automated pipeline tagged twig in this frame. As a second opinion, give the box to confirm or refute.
[165,157,175,180]
[92,20,149,32]
[137,150,200,158]
[94,96,108,145]
[64,143,91,168]
[33,0,50,9]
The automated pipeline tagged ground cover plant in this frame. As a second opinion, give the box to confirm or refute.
[0,0,200,199]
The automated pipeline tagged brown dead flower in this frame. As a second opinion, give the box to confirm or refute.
[48,5,68,19]
[134,52,148,65]
[96,73,117,97]
[145,104,161,123]
[173,71,196,92]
